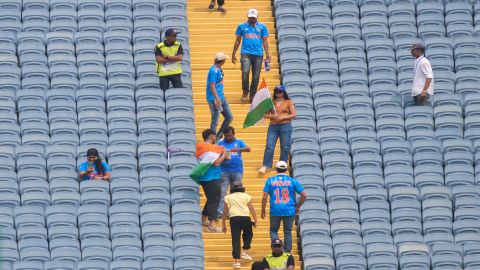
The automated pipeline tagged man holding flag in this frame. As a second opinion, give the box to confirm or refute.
[191,129,227,232]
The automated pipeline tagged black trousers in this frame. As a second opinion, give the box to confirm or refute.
[159,74,183,91]
[230,216,253,259]
[200,180,222,221]
[211,0,225,5]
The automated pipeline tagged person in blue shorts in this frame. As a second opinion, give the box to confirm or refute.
[206,52,233,140]
[78,148,111,181]
[216,126,251,218]
[261,161,306,253]
[232,8,270,103]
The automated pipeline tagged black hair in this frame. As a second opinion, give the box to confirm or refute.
[87,148,105,174]
[276,167,288,173]
[215,59,225,64]
[202,129,216,141]
[230,183,245,193]
[224,126,235,135]
[273,89,290,101]
[251,261,266,270]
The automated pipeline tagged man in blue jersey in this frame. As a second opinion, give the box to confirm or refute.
[206,52,233,140]
[216,126,251,218]
[261,161,306,253]
[232,8,270,103]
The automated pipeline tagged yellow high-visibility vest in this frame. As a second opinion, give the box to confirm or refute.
[155,41,182,77]
[264,252,291,270]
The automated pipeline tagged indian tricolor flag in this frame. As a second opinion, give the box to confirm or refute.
[243,79,274,128]
[189,143,224,184]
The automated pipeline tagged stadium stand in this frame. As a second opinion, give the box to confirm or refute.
[274,0,480,269]
[2,0,480,269]
[0,0,201,270]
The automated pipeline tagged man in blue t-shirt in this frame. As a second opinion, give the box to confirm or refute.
[261,161,307,253]
[216,126,251,218]
[206,52,233,140]
[232,8,270,103]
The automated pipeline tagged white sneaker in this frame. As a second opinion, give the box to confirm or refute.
[258,166,267,174]
[240,252,252,260]
[232,262,241,269]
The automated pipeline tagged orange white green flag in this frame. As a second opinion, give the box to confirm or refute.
[243,78,274,128]
[189,143,224,184]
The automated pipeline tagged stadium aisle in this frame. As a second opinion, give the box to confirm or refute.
[186,0,302,269]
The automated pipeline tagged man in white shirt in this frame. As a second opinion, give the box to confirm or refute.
[411,43,434,106]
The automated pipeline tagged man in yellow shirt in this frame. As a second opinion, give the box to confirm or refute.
[262,239,295,270]
[154,28,184,91]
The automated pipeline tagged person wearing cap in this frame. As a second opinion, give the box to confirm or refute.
[216,126,251,219]
[206,52,233,141]
[259,85,296,174]
[262,239,295,270]
[221,183,257,269]
[155,28,184,91]
[232,8,270,103]
[411,43,434,106]
[208,0,226,13]
[261,161,306,254]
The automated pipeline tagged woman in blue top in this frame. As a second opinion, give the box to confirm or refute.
[78,148,111,181]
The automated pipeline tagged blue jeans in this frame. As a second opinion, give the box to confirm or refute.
[263,123,293,168]
[240,54,263,100]
[216,172,243,217]
[208,99,233,140]
[270,216,295,252]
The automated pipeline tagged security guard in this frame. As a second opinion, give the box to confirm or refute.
[262,239,295,270]
[154,28,184,91]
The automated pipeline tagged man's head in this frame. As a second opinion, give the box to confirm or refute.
[275,161,288,173]
[251,261,267,270]
[214,52,228,66]
[165,28,179,43]
[247,8,258,25]
[410,43,425,58]
[223,126,235,142]
[271,238,284,256]
[202,129,217,143]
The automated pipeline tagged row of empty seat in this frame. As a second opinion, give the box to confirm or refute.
[273,0,480,269]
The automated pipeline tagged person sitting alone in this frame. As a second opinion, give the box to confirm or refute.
[78,148,111,181]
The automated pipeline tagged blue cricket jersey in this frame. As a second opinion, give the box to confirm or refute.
[263,173,304,217]
[235,22,269,56]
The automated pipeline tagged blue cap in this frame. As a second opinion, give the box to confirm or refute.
[165,28,180,37]
[274,85,286,91]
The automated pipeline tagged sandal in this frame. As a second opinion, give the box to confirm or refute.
[206,225,222,233]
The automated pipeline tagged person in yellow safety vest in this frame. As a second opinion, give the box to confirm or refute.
[154,28,184,91]
[262,239,295,270]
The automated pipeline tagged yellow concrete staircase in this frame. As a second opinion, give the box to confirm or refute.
[186,0,302,269]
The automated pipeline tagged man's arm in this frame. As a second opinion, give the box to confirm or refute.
[295,191,307,215]
[221,202,229,233]
[247,201,257,226]
[421,78,432,96]
[213,148,227,166]
[262,37,270,60]
[231,140,251,153]
[261,192,268,219]
[232,35,241,64]
[166,54,183,62]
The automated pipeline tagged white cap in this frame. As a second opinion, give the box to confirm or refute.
[215,52,228,61]
[275,161,288,170]
[247,8,258,18]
